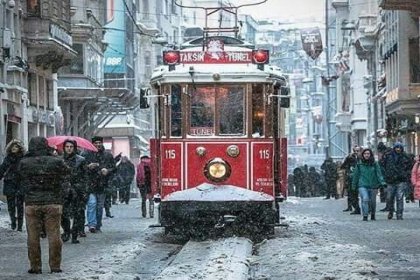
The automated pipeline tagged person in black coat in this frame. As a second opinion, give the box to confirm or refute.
[17,136,70,274]
[82,136,116,232]
[341,146,362,214]
[61,139,88,243]
[321,158,338,199]
[0,139,26,231]
[116,156,135,204]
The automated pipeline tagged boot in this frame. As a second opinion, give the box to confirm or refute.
[342,207,352,212]
[17,218,23,232]
[362,216,368,221]
[387,212,393,220]
[371,214,376,221]
[10,216,16,230]
[350,209,361,215]
[71,233,79,244]
[61,232,70,242]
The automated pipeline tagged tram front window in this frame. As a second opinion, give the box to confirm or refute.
[218,86,244,135]
[189,85,245,136]
[190,87,215,136]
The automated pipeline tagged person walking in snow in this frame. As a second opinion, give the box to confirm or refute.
[352,148,386,221]
[0,139,26,231]
[382,142,413,220]
[136,155,153,218]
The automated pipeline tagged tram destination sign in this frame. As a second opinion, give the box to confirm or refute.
[180,51,253,64]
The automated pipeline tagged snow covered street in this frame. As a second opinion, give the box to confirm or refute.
[1,197,420,279]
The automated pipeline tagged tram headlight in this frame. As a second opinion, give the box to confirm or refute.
[204,157,231,182]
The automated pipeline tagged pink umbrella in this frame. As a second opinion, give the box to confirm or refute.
[47,136,98,152]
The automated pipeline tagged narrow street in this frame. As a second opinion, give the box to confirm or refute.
[1,197,420,279]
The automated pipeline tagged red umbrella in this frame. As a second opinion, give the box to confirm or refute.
[47,136,98,152]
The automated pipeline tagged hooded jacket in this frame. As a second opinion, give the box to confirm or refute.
[0,139,26,196]
[352,148,385,190]
[62,139,87,195]
[17,137,70,205]
[381,143,413,184]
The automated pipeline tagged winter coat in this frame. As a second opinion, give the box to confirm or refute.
[352,162,385,190]
[321,158,337,182]
[82,147,116,194]
[136,157,152,194]
[62,143,88,198]
[116,160,135,186]
[0,140,26,196]
[17,137,70,206]
[411,161,420,200]
[381,143,413,184]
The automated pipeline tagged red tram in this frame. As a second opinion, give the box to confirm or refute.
[143,4,289,236]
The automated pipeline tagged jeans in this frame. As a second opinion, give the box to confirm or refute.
[358,187,378,217]
[86,193,106,230]
[25,204,62,271]
[386,182,407,217]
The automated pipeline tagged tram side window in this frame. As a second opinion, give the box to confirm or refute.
[218,86,245,135]
[252,84,264,137]
[190,87,215,136]
[171,85,182,137]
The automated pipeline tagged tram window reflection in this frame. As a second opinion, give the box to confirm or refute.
[190,87,215,136]
[252,84,264,137]
[218,87,245,135]
[171,85,182,137]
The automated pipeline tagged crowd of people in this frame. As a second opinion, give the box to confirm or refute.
[0,136,152,274]
[289,142,419,222]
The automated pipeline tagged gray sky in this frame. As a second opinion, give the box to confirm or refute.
[232,0,325,21]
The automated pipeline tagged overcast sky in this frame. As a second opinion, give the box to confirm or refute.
[232,0,326,21]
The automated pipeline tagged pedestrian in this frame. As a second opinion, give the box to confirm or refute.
[293,167,305,197]
[351,148,386,221]
[116,156,135,204]
[308,167,322,197]
[382,142,413,220]
[336,161,345,198]
[17,137,70,274]
[0,139,26,231]
[341,146,362,214]
[321,157,337,199]
[82,136,116,232]
[411,155,420,201]
[136,155,153,218]
[377,142,392,210]
[61,139,88,243]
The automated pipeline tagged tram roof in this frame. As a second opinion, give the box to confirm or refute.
[151,46,288,85]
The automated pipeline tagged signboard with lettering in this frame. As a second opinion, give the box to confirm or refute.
[252,143,274,194]
[104,0,126,73]
[161,143,182,197]
[301,28,323,60]
[50,23,73,47]
[180,51,253,64]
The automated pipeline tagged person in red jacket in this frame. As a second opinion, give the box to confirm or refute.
[411,155,420,202]
[136,155,153,218]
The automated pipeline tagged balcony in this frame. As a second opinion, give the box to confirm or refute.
[332,0,349,9]
[22,9,76,72]
[335,112,352,132]
[379,0,420,13]
[385,85,420,115]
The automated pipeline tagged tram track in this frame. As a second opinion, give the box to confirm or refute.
[154,236,255,280]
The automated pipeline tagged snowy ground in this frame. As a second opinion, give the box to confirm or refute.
[1,196,420,279]
[252,196,420,280]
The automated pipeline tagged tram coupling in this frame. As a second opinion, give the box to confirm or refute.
[214,215,237,229]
